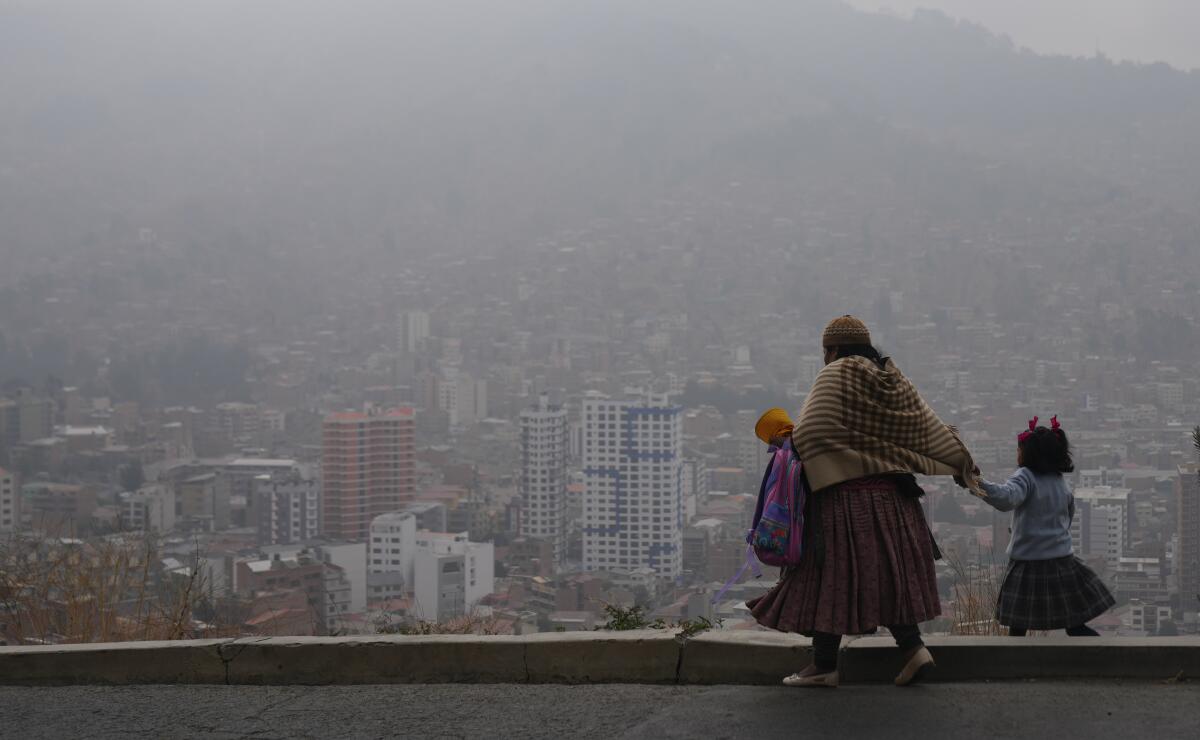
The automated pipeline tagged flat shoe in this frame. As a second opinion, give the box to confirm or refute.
[782,667,839,688]
[895,646,935,686]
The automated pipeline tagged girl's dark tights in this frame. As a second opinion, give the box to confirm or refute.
[1008,625,1099,637]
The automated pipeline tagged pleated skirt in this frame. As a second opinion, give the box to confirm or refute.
[995,556,1116,630]
[747,477,941,635]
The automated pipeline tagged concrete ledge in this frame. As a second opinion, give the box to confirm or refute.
[0,639,230,685]
[840,636,1200,683]
[679,631,811,685]
[221,635,529,685]
[3,634,1200,686]
[524,630,680,684]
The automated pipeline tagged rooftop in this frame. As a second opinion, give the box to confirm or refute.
[226,458,298,468]
[324,408,415,422]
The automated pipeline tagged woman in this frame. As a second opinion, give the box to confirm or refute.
[748,315,979,687]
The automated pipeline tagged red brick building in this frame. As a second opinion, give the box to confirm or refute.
[320,408,415,541]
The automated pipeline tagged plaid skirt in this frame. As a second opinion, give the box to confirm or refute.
[995,556,1116,630]
[746,477,941,635]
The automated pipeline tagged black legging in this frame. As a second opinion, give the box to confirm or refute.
[1009,625,1099,637]
[812,625,924,671]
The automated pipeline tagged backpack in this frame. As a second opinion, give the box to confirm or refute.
[748,440,806,567]
[710,440,807,605]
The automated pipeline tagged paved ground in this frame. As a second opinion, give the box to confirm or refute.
[1,682,1198,739]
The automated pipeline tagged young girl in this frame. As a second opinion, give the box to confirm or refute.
[977,416,1115,636]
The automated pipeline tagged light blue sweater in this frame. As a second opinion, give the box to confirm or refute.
[979,467,1075,561]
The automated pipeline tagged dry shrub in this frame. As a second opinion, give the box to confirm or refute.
[0,529,216,644]
[946,548,1006,636]
[374,609,508,636]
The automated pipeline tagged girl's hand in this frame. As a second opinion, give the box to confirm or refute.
[955,467,983,491]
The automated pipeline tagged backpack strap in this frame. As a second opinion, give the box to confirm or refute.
[749,444,787,537]
[710,544,764,605]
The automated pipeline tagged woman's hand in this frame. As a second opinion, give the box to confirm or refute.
[954,466,981,489]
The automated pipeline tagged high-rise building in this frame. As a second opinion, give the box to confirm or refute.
[0,393,53,451]
[321,408,416,541]
[436,368,487,429]
[0,400,18,453]
[18,393,54,444]
[0,467,16,532]
[1071,486,1131,570]
[254,468,321,546]
[398,311,430,354]
[681,456,710,525]
[519,396,569,566]
[582,391,683,580]
[1178,464,1200,623]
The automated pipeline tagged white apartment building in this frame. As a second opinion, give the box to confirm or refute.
[681,457,710,525]
[398,310,430,354]
[519,396,569,566]
[0,467,16,532]
[437,367,487,429]
[367,513,495,620]
[412,532,495,622]
[582,391,683,580]
[368,511,418,602]
[1071,486,1131,569]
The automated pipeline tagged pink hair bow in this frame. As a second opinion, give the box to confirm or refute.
[1017,416,1038,443]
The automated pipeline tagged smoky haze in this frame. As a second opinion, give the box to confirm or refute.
[846,1,1200,70]
[4,0,1200,277]
[1,0,1199,650]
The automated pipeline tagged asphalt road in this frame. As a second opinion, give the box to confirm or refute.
[1,682,1198,739]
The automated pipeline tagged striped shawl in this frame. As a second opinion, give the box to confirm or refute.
[792,356,981,495]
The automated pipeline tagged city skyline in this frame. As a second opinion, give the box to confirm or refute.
[2,0,1199,645]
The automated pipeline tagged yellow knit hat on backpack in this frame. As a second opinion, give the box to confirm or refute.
[755,408,794,445]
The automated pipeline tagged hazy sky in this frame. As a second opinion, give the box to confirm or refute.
[846,1,1200,70]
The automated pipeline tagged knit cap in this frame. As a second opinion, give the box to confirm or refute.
[755,408,794,445]
[821,315,872,348]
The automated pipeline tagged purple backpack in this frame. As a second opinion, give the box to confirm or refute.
[748,441,806,567]
[710,440,807,605]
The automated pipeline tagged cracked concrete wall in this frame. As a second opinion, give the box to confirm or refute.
[3,635,1199,686]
